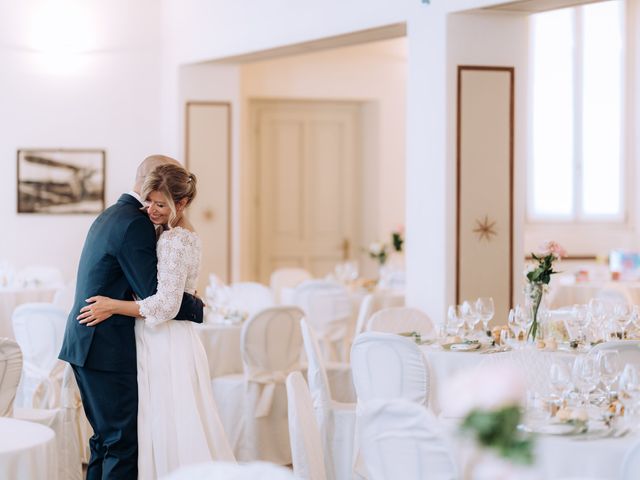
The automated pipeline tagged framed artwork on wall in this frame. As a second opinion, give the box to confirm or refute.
[17,149,106,214]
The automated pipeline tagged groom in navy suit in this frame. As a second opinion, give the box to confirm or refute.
[59,155,204,479]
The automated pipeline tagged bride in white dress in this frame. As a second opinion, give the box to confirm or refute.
[77,163,235,478]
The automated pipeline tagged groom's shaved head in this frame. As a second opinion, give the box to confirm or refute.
[133,154,181,193]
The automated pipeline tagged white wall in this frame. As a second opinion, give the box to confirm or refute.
[0,0,164,281]
[447,11,529,308]
[240,38,406,279]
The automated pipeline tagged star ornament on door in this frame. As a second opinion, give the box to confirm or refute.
[473,215,497,242]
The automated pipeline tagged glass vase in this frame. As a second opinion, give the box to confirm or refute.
[525,282,544,341]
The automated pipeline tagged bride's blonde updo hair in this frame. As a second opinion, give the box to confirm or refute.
[141,163,197,227]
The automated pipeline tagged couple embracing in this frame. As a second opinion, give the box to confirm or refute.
[59,155,234,479]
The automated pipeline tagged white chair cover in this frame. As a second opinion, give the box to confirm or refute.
[358,399,457,480]
[12,303,67,408]
[366,307,436,338]
[301,319,355,480]
[353,291,405,338]
[293,280,352,362]
[0,337,23,416]
[14,265,64,288]
[271,268,313,303]
[52,281,76,313]
[286,372,327,480]
[229,282,275,317]
[212,306,304,464]
[590,341,640,369]
[351,332,430,406]
[163,461,296,480]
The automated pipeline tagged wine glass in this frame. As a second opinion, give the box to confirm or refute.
[549,361,572,403]
[446,305,464,337]
[613,303,632,339]
[618,364,640,417]
[572,355,599,407]
[460,301,479,338]
[597,350,621,400]
[508,308,523,344]
[475,297,495,338]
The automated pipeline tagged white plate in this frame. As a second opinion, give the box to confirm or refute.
[447,342,482,352]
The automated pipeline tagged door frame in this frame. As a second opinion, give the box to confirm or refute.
[247,98,365,281]
[184,100,233,283]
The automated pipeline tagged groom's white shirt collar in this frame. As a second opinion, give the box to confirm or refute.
[126,191,143,206]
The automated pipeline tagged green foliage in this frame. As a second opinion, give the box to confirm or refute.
[461,406,534,465]
[391,231,404,253]
[526,253,558,285]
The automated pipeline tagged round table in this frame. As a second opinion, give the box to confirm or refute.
[0,287,57,339]
[196,321,243,378]
[0,417,58,480]
[549,281,640,308]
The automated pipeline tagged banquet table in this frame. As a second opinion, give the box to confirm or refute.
[0,417,58,480]
[549,281,640,308]
[0,286,57,339]
[196,320,243,378]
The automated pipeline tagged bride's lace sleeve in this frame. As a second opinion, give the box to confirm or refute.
[136,230,191,327]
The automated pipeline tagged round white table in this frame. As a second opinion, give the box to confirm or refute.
[196,321,243,378]
[0,417,58,480]
[0,286,57,339]
[549,281,640,308]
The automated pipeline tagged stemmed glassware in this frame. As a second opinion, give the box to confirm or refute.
[549,361,572,404]
[508,307,523,345]
[613,303,632,339]
[475,297,495,338]
[572,355,599,407]
[596,350,621,401]
[446,305,465,337]
[618,364,640,419]
[460,301,479,338]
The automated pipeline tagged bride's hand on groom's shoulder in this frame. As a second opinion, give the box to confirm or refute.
[77,296,115,326]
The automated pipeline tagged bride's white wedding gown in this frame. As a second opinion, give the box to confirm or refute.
[135,226,235,479]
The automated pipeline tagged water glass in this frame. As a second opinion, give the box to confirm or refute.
[475,297,494,337]
[572,355,599,406]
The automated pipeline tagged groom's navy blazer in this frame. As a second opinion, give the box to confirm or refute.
[59,193,203,373]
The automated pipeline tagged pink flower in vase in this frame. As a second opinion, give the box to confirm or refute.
[538,240,567,260]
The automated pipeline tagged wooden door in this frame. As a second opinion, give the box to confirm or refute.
[254,101,361,283]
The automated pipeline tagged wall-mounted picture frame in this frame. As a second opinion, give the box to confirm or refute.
[17,149,106,214]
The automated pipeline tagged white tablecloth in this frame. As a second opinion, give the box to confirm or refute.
[549,281,640,308]
[0,417,58,480]
[0,287,57,339]
[536,434,637,479]
[196,321,243,378]
[420,347,485,414]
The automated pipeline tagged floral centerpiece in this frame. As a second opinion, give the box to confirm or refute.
[443,365,535,479]
[366,241,389,266]
[391,226,404,253]
[525,241,566,341]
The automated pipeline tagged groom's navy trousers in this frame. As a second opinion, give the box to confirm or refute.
[59,193,203,479]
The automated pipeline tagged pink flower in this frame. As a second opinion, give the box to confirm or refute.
[539,241,566,260]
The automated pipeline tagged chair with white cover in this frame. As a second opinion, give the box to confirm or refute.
[350,332,430,406]
[358,399,457,480]
[12,303,67,408]
[286,371,327,480]
[163,461,296,480]
[52,281,76,313]
[271,267,313,304]
[301,319,355,480]
[590,340,640,369]
[353,291,405,339]
[229,282,276,317]
[366,307,436,339]
[0,337,23,416]
[14,364,84,480]
[293,280,352,362]
[212,306,305,464]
